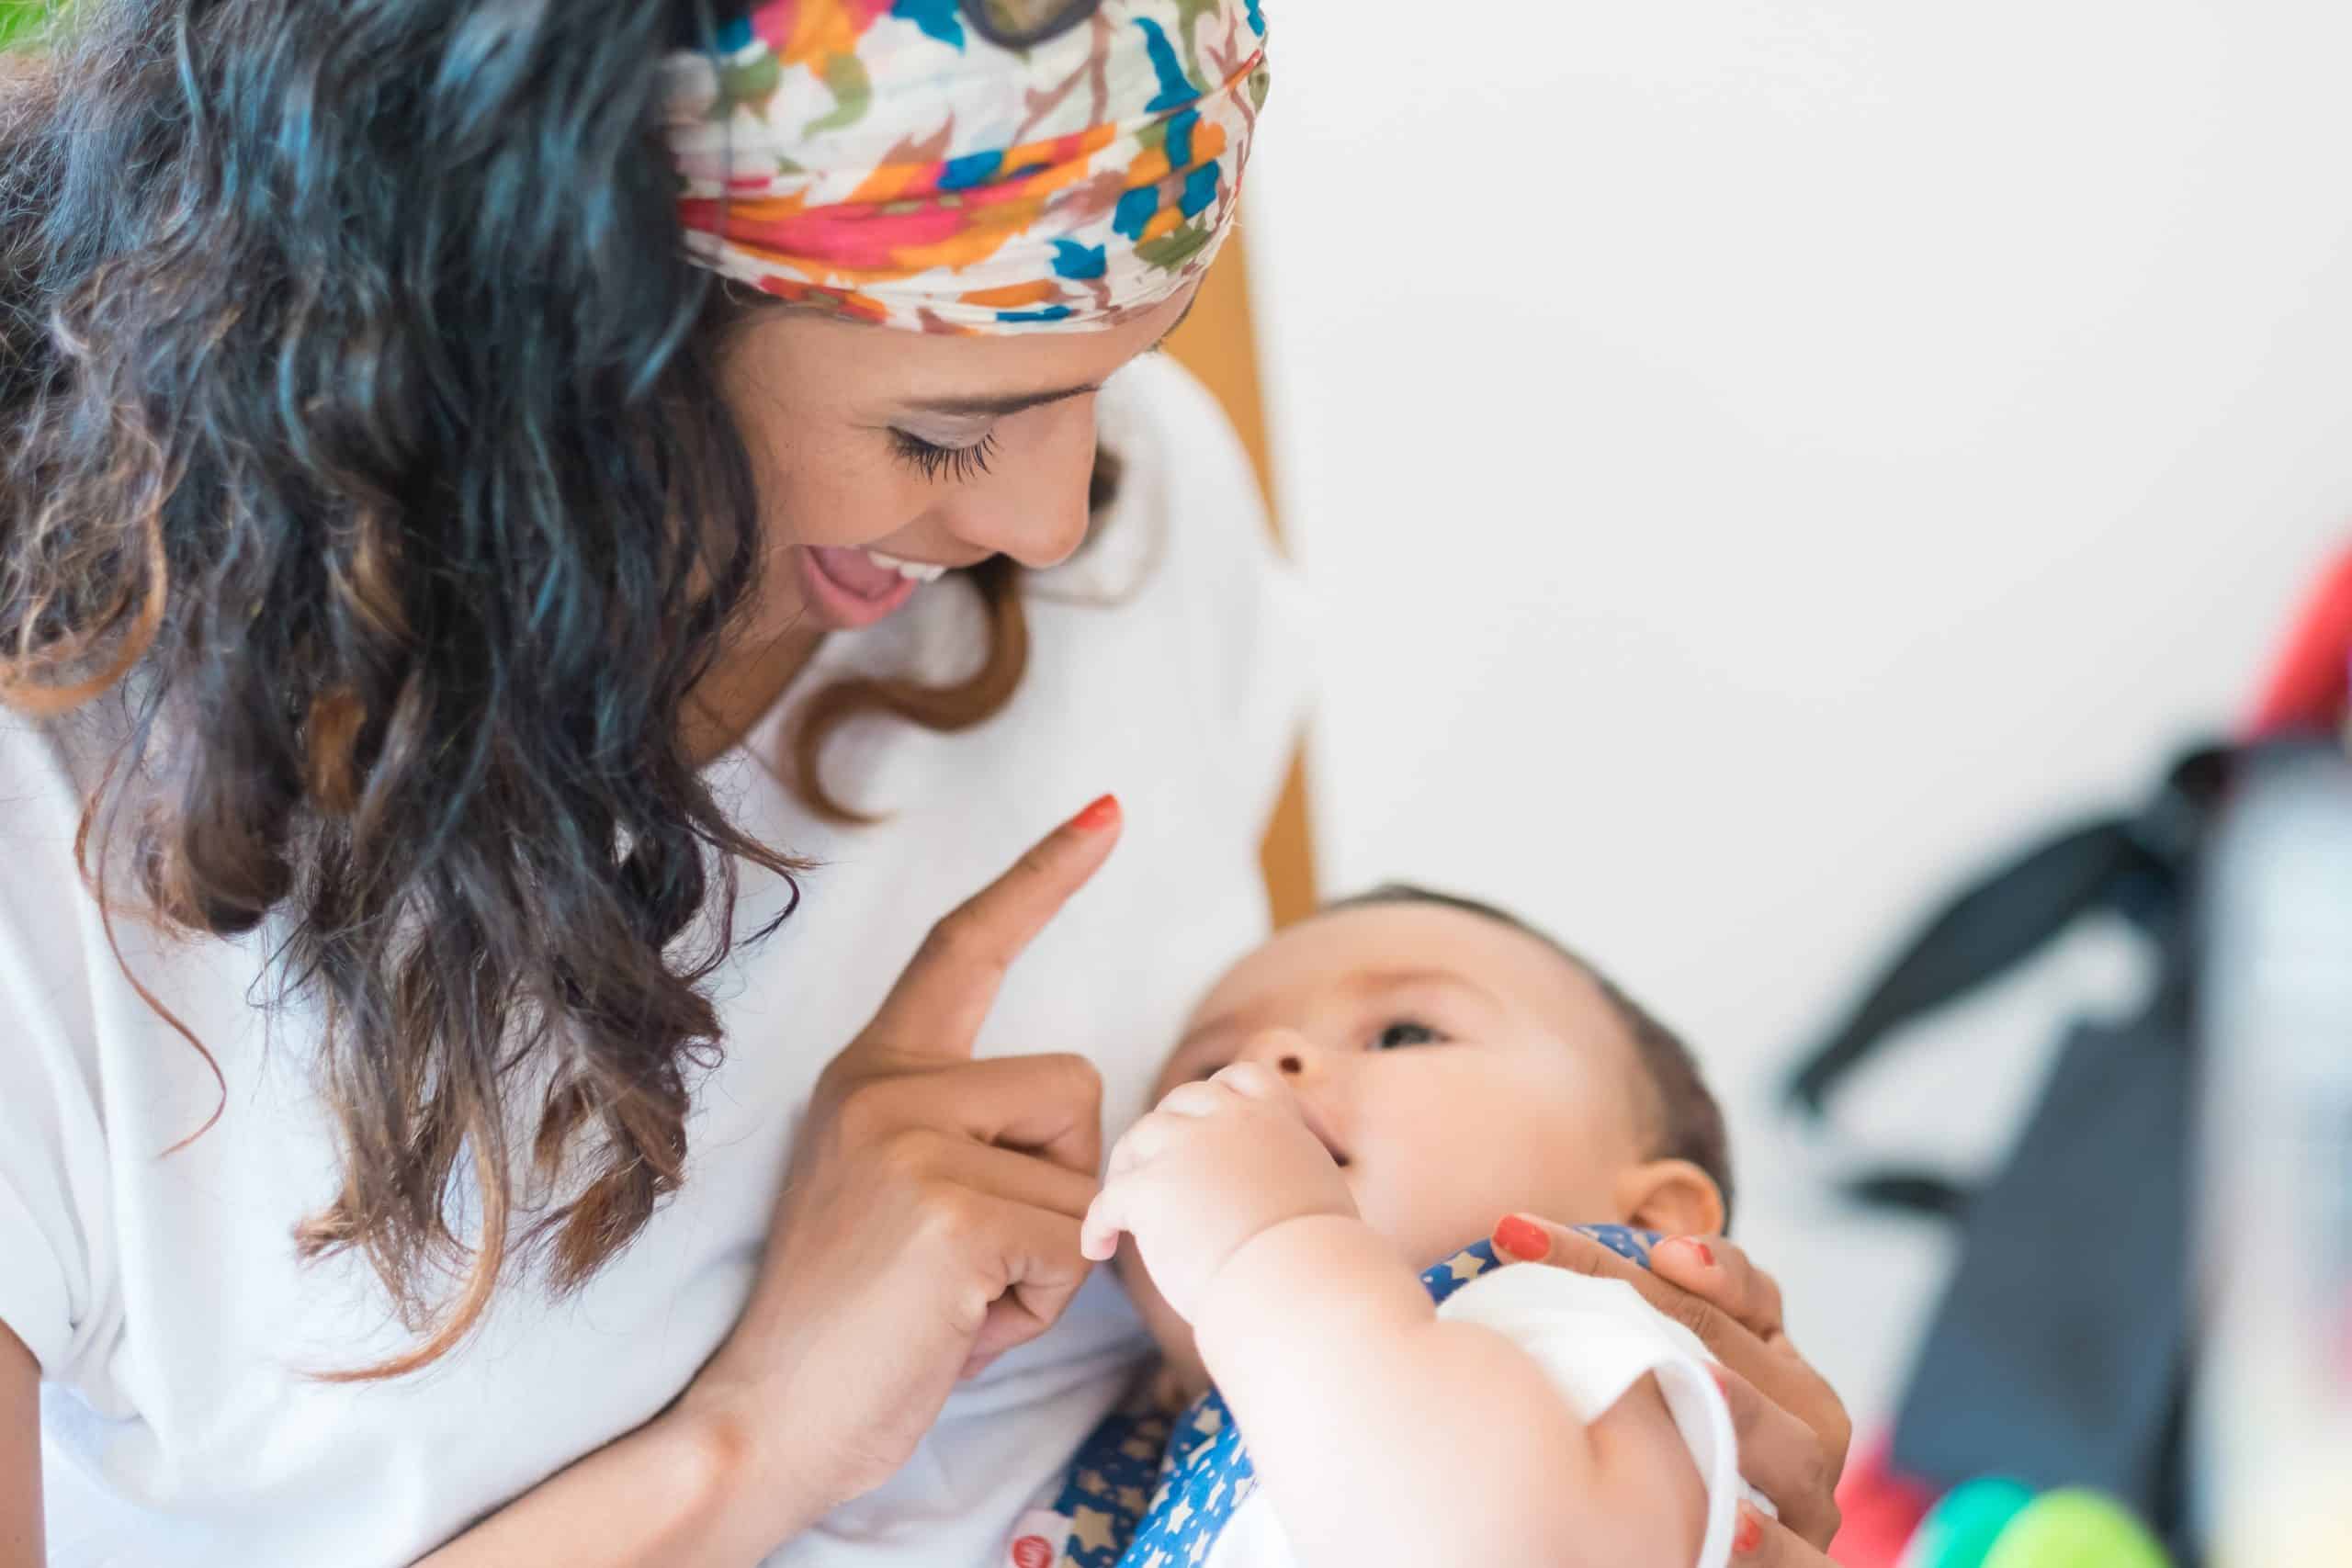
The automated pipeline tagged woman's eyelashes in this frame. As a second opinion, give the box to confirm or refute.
[1372,1018,1445,1050]
[890,426,1000,484]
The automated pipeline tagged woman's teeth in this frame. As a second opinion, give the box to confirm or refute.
[864,548,948,583]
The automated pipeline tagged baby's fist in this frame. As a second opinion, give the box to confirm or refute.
[1081,1064,1356,1322]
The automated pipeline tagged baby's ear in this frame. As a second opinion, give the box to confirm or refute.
[1611,1158,1724,1238]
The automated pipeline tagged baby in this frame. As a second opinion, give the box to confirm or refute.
[1007,886,1757,1568]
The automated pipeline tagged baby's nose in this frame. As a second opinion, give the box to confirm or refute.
[1237,1026,1318,1077]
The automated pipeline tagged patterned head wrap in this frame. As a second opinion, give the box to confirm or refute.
[662,1,1271,335]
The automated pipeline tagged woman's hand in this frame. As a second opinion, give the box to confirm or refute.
[676,798,1127,1551]
[1491,1216,1852,1565]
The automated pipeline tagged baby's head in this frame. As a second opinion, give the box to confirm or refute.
[1120,886,1731,1379]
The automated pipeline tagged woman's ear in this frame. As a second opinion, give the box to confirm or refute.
[1611,1158,1724,1238]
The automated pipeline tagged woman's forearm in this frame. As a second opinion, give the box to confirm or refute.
[416,1400,801,1568]
[1193,1216,1656,1568]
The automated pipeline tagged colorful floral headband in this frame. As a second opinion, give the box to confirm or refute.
[662,0,1270,334]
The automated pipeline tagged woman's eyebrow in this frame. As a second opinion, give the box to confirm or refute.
[899,295,1200,419]
[903,381,1101,419]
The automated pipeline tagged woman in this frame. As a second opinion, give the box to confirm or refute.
[0,2,1848,1563]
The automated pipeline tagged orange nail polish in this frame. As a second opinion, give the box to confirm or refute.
[1493,1214,1551,1262]
[1733,1506,1762,1554]
[1071,794,1121,832]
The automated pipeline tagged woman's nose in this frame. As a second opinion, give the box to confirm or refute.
[1236,1027,1322,1078]
[935,404,1098,570]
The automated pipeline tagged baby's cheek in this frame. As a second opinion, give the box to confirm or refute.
[1347,1139,1488,1271]
[1362,1113,1601,1267]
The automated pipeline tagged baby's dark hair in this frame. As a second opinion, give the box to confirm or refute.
[1323,885,1735,1226]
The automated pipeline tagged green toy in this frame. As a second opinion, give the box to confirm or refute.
[1980,1488,2170,1568]
[1898,1476,2037,1568]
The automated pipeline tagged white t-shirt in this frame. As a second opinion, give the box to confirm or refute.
[0,355,1309,1568]
[1203,1269,1748,1568]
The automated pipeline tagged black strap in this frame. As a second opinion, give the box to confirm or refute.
[1838,1168,1973,1220]
[1784,744,2232,1126]
[1786,821,2153,1115]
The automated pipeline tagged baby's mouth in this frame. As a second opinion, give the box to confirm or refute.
[1297,1101,1351,1168]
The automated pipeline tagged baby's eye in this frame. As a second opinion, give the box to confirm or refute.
[1373,1020,1445,1050]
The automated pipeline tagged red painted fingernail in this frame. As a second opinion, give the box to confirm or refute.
[1071,794,1121,832]
[1666,1235,1716,1268]
[1732,1505,1762,1554]
[1493,1214,1551,1262]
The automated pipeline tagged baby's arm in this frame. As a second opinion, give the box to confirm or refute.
[1194,1214,1705,1568]
[1082,1066,1711,1568]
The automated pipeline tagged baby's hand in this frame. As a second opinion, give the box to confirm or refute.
[1080,1064,1357,1323]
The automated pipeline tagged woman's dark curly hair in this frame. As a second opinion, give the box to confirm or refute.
[0,0,1055,1377]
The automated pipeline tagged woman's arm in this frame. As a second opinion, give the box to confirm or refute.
[417,1404,800,1568]
[2,1323,41,1568]
[423,799,1126,1564]
[1194,1214,1703,1568]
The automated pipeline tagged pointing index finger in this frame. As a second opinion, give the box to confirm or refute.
[867,795,1124,1055]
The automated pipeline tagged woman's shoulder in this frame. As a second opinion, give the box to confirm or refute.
[0,708,97,884]
[1099,350,1255,478]
[0,711,117,1384]
[0,707,111,1027]
[1037,354,1311,804]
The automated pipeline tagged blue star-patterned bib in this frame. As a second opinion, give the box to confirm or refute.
[1022,1225,1658,1568]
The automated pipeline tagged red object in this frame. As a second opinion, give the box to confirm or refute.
[2247,545,2352,736]
[1734,1505,1764,1555]
[1010,1536,1053,1568]
[1827,1437,1942,1567]
[1493,1214,1552,1261]
[1071,794,1122,832]
[1664,1236,1717,1269]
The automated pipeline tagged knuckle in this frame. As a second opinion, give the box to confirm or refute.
[874,1124,942,1179]
[1157,1084,1213,1116]
[1046,1053,1103,1108]
[1216,1061,1278,1096]
[1826,1413,1856,1475]
[910,1175,979,1240]
[812,1053,863,1103]
[1664,1292,1726,1346]
[920,908,993,973]
[1551,1237,1616,1280]
[832,1077,903,1143]
[1798,1439,1837,1505]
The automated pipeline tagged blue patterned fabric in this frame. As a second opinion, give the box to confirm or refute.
[1034,1225,1660,1568]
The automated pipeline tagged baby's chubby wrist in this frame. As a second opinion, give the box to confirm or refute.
[1193,1213,1421,1388]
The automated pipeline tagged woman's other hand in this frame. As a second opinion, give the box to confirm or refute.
[677,796,1127,1549]
[1492,1216,1851,1563]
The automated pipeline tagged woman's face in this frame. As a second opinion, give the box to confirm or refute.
[718,283,1201,631]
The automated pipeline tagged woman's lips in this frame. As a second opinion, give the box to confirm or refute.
[799,545,920,628]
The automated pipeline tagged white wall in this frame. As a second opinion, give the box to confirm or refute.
[1245,0,2352,1431]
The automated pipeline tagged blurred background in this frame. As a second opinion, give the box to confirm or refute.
[1186,2,2352,1560]
[5,0,2341,1560]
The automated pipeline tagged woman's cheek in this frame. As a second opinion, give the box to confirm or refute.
[763,449,926,552]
